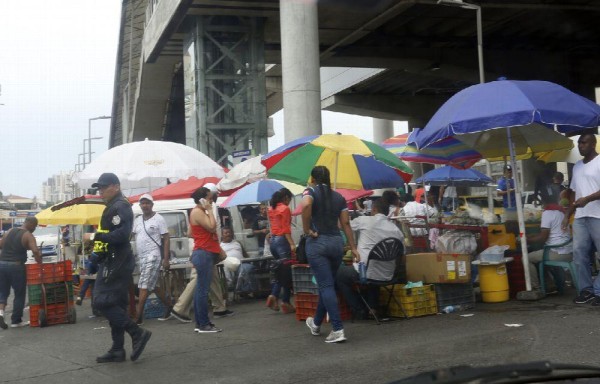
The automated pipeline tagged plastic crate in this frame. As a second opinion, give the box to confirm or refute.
[292,264,319,294]
[434,283,475,312]
[144,297,167,319]
[294,292,351,322]
[26,261,73,285]
[30,302,75,327]
[379,284,437,318]
[28,282,74,306]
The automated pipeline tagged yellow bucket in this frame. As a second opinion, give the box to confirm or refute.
[479,263,509,303]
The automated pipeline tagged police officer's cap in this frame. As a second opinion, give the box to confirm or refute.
[92,173,121,188]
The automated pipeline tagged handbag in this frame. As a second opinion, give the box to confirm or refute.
[295,235,308,264]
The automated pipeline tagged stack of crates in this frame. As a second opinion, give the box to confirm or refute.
[26,260,76,327]
[292,264,351,322]
[380,284,437,318]
[434,283,475,312]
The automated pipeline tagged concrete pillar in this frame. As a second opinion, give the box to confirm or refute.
[280,0,322,142]
[372,118,394,145]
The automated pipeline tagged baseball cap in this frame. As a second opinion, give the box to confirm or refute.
[91,173,120,188]
[139,193,154,203]
[203,183,218,193]
[504,165,512,171]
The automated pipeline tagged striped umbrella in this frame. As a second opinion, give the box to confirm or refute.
[382,133,482,169]
[262,134,412,190]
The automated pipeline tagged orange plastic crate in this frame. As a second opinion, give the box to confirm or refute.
[26,261,72,285]
[294,292,351,322]
[29,302,74,327]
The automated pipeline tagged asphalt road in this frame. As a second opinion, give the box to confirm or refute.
[1,287,598,384]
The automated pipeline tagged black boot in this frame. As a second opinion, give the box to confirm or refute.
[126,321,152,361]
[96,349,125,363]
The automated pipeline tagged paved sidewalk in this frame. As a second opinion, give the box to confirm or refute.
[1,289,599,383]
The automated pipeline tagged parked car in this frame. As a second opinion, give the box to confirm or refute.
[32,225,61,256]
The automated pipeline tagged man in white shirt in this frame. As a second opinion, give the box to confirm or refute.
[562,134,600,305]
[132,194,171,324]
[219,227,253,291]
[526,198,572,294]
[336,199,404,319]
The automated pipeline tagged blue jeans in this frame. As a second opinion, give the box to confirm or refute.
[0,262,26,324]
[191,249,216,327]
[572,217,600,294]
[306,234,344,331]
[269,235,292,303]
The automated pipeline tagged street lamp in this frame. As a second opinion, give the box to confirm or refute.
[88,115,111,164]
[82,137,103,169]
[437,0,484,84]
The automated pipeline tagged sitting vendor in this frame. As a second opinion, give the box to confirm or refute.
[219,226,254,292]
[525,196,572,295]
[336,199,404,320]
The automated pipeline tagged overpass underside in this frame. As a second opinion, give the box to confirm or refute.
[109,0,600,164]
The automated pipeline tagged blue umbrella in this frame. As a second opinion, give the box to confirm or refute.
[415,166,493,187]
[220,179,302,208]
[408,79,600,292]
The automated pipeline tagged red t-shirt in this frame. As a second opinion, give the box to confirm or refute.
[190,219,221,254]
[268,203,291,236]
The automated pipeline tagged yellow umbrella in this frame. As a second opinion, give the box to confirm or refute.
[36,203,105,226]
[537,135,600,163]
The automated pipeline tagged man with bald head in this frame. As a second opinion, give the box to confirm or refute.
[562,134,600,305]
[0,216,42,329]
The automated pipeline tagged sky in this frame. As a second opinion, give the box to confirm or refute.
[0,0,406,199]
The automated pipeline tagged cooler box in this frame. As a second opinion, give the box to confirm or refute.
[406,253,471,284]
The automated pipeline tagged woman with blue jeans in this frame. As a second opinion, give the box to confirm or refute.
[301,166,359,343]
[266,188,296,313]
[189,187,222,333]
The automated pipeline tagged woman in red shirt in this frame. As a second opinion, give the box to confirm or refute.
[189,187,223,333]
[266,188,296,313]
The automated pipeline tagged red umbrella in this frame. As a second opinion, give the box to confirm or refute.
[128,176,230,202]
[291,188,373,216]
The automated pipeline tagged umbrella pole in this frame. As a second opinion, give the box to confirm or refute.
[334,152,339,190]
[506,127,532,291]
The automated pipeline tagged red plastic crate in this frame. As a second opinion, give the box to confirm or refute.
[29,301,75,327]
[26,261,73,285]
[294,292,351,322]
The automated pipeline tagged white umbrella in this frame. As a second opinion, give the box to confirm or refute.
[216,155,266,192]
[74,139,226,192]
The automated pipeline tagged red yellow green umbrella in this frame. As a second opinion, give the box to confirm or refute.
[262,134,413,190]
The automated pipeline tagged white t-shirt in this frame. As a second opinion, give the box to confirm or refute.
[350,213,404,271]
[571,155,600,219]
[540,210,571,254]
[220,240,244,260]
[402,201,437,236]
[133,213,168,259]
[443,186,457,198]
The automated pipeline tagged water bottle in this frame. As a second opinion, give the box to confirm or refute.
[358,262,367,284]
[442,305,455,314]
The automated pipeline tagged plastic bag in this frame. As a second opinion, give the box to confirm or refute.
[435,230,477,254]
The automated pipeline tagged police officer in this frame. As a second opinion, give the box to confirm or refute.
[89,173,151,363]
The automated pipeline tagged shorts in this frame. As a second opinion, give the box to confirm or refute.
[137,254,161,290]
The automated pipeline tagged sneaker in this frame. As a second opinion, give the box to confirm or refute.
[76,297,83,306]
[171,310,192,323]
[158,307,173,321]
[591,296,600,306]
[574,290,595,304]
[194,324,222,333]
[213,310,234,318]
[0,315,7,330]
[10,321,29,328]
[325,329,347,343]
[305,317,320,336]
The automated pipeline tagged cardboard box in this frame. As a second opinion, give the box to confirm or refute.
[406,253,471,283]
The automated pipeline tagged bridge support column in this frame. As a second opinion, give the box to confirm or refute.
[280,0,322,142]
[372,118,394,145]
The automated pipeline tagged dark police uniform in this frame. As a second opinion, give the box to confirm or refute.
[92,191,147,361]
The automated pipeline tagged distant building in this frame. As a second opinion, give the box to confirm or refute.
[41,172,74,204]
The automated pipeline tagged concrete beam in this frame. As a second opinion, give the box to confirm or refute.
[322,93,447,122]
